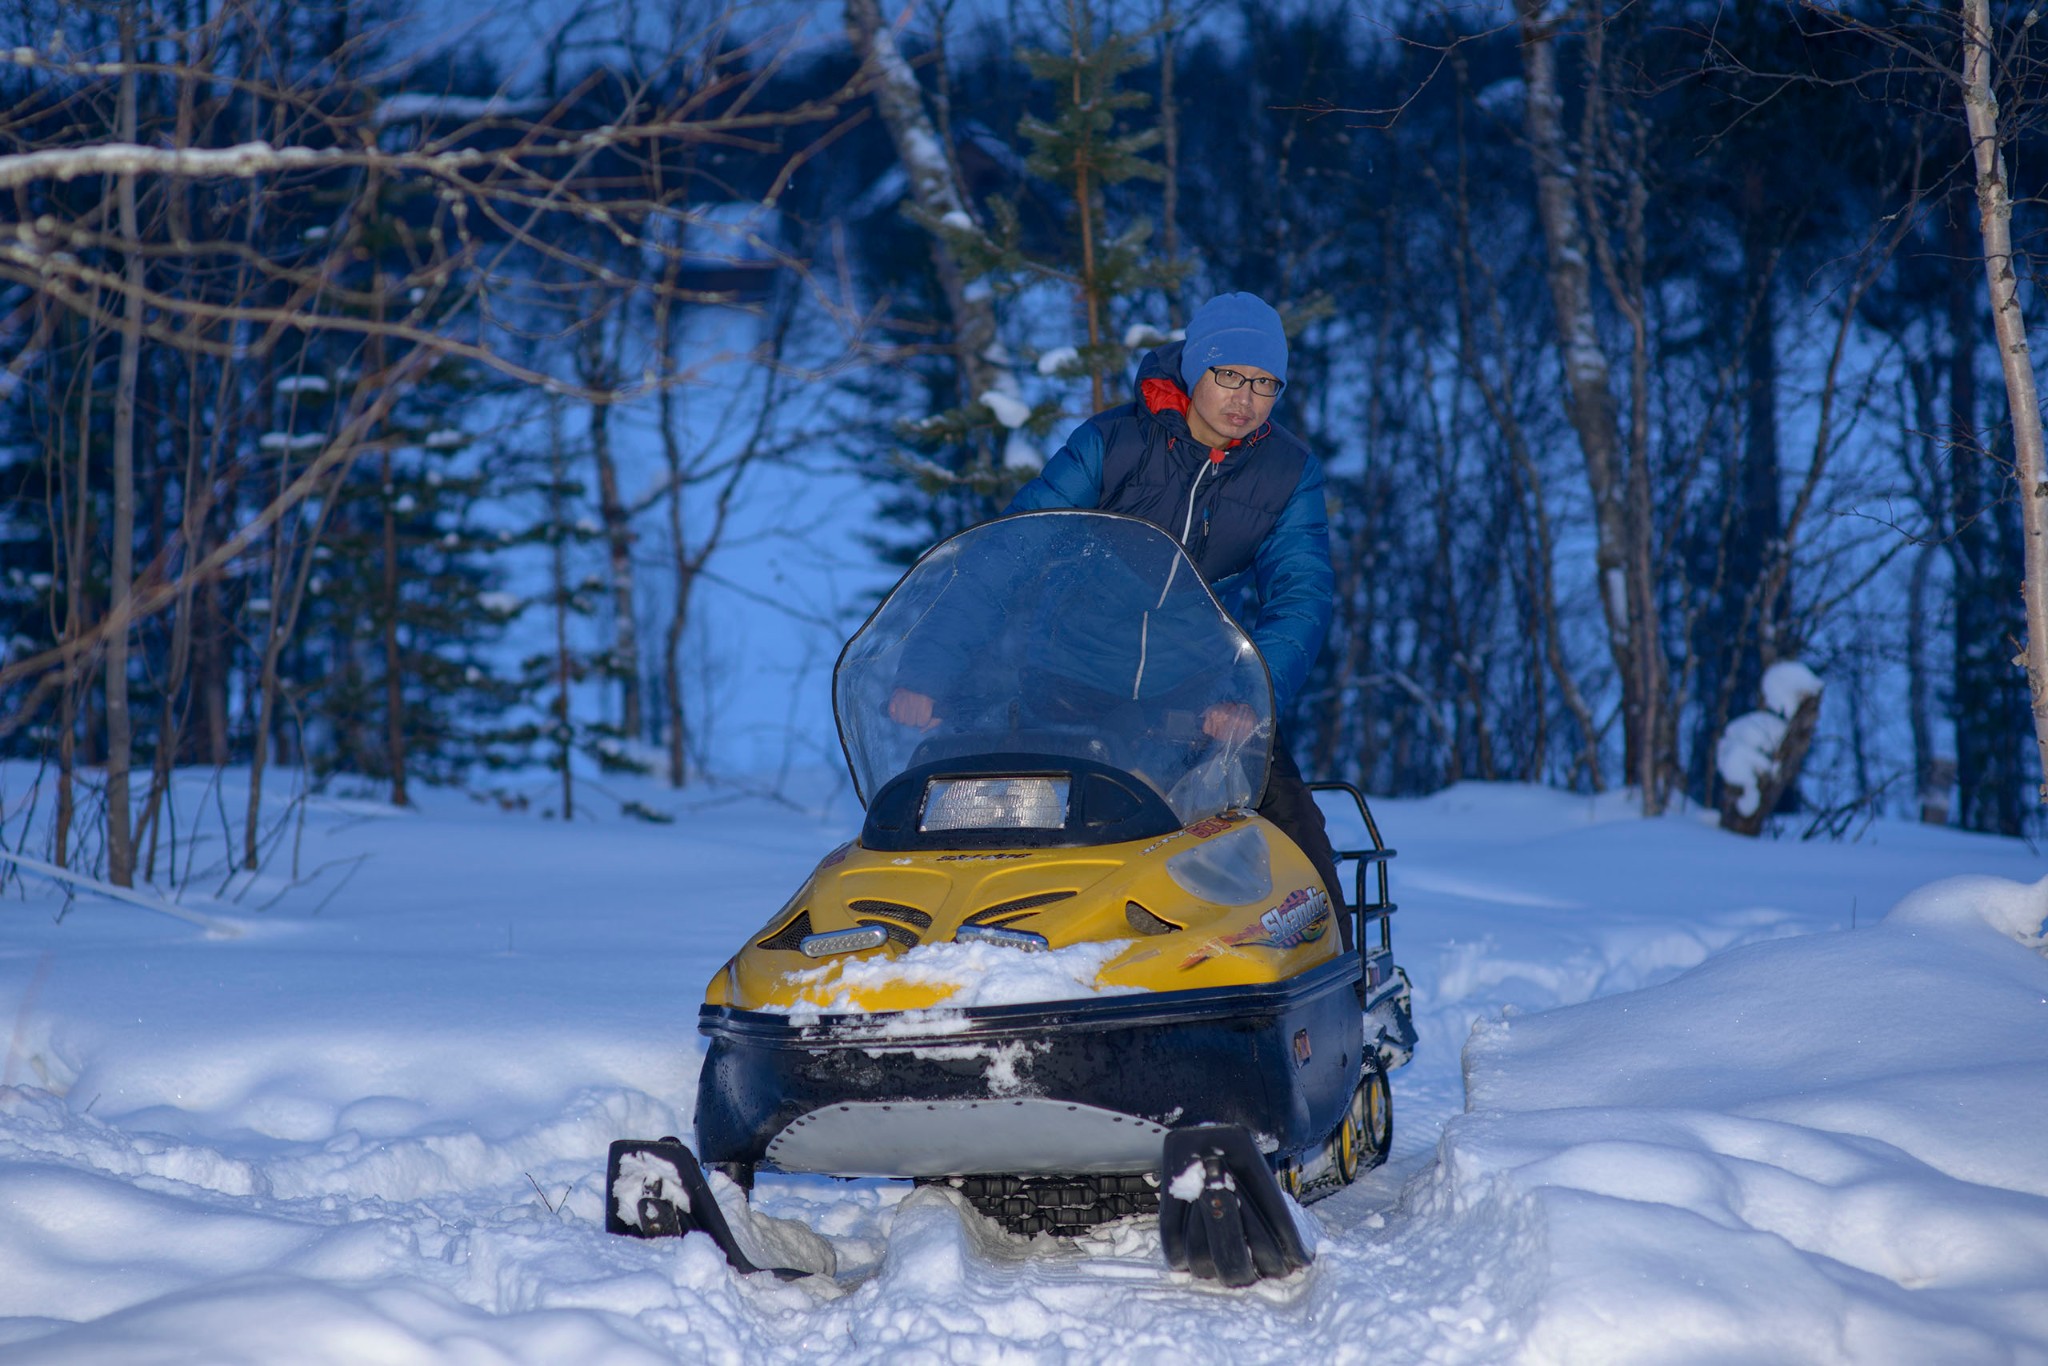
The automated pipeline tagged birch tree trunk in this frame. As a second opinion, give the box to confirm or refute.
[106,12,142,886]
[1959,0,2048,804]
[55,333,90,870]
[371,292,407,806]
[1517,0,1659,810]
[844,0,1011,410]
[1156,0,1186,329]
[579,314,642,745]
[548,402,577,821]
[1441,79,1605,790]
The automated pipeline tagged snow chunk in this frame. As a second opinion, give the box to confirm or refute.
[1002,430,1042,471]
[275,375,329,396]
[257,431,325,452]
[609,1148,690,1228]
[707,1170,837,1278]
[1036,346,1081,376]
[1718,662,1823,817]
[423,429,464,450]
[477,591,522,616]
[1884,874,2048,949]
[770,938,1143,1014]
[1601,566,1628,628]
[1168,1159,1211,1201]
[1475,75,1527,115]
[979,390,1031,429]
[1761,660,1823,718]
[1123,323,1180,348]
[1715,711,1786,817]
[372,93,538,127]
[938,210,972,231]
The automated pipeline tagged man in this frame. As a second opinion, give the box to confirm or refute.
[942,292,1346,921]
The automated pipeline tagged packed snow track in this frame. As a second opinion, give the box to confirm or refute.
[1,774,2044,1363]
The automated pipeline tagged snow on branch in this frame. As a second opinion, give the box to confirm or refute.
[0,141,328,188]
[0,847,244,936]
[0,125,715,192]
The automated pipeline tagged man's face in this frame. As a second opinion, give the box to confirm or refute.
[1187,365,1280,447]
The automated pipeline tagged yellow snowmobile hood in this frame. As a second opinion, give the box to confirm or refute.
[707,810,1339,1015]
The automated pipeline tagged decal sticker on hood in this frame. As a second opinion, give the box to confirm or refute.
[1178,886,1331,968]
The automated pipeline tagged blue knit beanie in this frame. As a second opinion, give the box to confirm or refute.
[1180,292,1288,391]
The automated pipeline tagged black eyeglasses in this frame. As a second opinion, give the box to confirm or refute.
[1208,367,1284,398]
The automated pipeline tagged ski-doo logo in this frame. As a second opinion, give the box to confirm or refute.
[1254,887,1330,949]
[1179,886,1332,968]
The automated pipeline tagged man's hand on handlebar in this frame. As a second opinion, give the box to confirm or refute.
[889,688,940,730]
[1201,701,1259,746]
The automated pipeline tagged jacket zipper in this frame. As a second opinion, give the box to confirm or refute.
[1136,444,1227,700]
[1179,445,1227,549]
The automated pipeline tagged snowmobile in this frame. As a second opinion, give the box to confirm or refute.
[607,509,1415,1287]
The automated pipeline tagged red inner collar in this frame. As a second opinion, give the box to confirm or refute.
[1141,377,1247,455]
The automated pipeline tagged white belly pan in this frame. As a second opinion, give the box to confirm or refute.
[764,1097,1170,1178]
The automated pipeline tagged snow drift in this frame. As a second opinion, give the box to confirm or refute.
[1,773,2044,1362]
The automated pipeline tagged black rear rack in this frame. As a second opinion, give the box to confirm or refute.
[1307,781,1400,995]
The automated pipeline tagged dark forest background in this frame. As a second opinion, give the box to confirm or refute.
[2,0,2043,889]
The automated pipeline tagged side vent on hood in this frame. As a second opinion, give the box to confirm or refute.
[1125,901,1183,936]
[849,900,930,949]
[848,900,932,929]
[757,910,813,951]
[965,890,1077,928]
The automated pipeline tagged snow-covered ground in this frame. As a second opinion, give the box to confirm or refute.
[1,772,2044,1363]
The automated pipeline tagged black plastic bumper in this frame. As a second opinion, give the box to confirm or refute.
[693,956,1367,1177]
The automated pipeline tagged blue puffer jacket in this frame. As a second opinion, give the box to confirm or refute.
[1005,342,1334,714]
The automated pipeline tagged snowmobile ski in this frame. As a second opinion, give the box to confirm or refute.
[1158,1124,1314,1286]
[605,1137,808,1280]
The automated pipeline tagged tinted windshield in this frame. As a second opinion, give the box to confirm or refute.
[835,511,1274,825]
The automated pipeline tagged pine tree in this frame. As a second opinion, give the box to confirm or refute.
[292,369,521,793]
[1006,0,1184,412]
[491,397,652,821]
[277,155,519,800]
[877,3,1187,558]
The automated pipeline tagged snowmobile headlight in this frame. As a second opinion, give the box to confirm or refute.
[798,925,889,957]
[1165,825,1272,905]
[954,924,1050,951]
[919,776,1069,832]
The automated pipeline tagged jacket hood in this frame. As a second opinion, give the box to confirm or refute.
[1134,340,1190,397]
